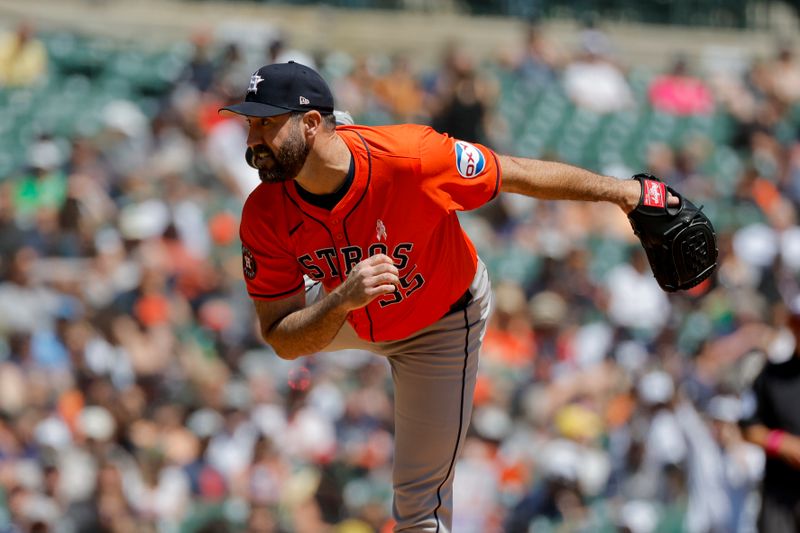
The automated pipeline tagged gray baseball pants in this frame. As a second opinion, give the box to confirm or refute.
[306,260,493,532]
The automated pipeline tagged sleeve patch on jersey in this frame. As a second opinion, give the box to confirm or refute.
[454,140,486,179]
[242,246,258,280]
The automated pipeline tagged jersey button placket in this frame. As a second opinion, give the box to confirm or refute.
[331,218,343,240]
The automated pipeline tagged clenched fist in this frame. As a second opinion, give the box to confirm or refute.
[335,254,400,311]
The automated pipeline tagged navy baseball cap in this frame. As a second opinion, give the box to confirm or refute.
[221,61,334,117]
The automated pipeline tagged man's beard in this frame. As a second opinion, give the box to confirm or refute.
[252,126,310,183]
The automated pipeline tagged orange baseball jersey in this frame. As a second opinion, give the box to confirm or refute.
[239,124,501,342]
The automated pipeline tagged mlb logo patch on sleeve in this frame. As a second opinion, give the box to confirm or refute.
[454,141,486,179]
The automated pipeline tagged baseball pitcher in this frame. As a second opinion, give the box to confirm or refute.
[223,61,716,532]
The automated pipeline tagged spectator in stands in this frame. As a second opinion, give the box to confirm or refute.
[504,439,587,532]
[330,55,380,123]
[429,44,493,143]
[182,31,217,94]
[215,42,249,93]
[13,135,67,229]
[517,21,559,88]
[648,54,714,116]
[741,299,800,532]
[562,28,633,113]
[605,249,671,340]
[646,143,686,188]
[768,41,800,106]
[373,54,426,123]
[0,21,47,87]
[706,395,763,533]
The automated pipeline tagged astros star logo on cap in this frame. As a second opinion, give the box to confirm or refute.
[247,73,264,94]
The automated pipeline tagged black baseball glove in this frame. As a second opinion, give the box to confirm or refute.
[627,173,718,292]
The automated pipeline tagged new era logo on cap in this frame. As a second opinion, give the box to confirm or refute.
[220,61,335,118]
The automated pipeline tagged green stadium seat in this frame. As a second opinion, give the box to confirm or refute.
[709,111,734,144]
[483,245,541,286]
[45,33,113,78]
[699,144,743,196]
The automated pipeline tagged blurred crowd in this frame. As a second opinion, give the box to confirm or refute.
[2,14,800,533]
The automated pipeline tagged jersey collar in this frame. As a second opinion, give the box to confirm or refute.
[283,129,369,221]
